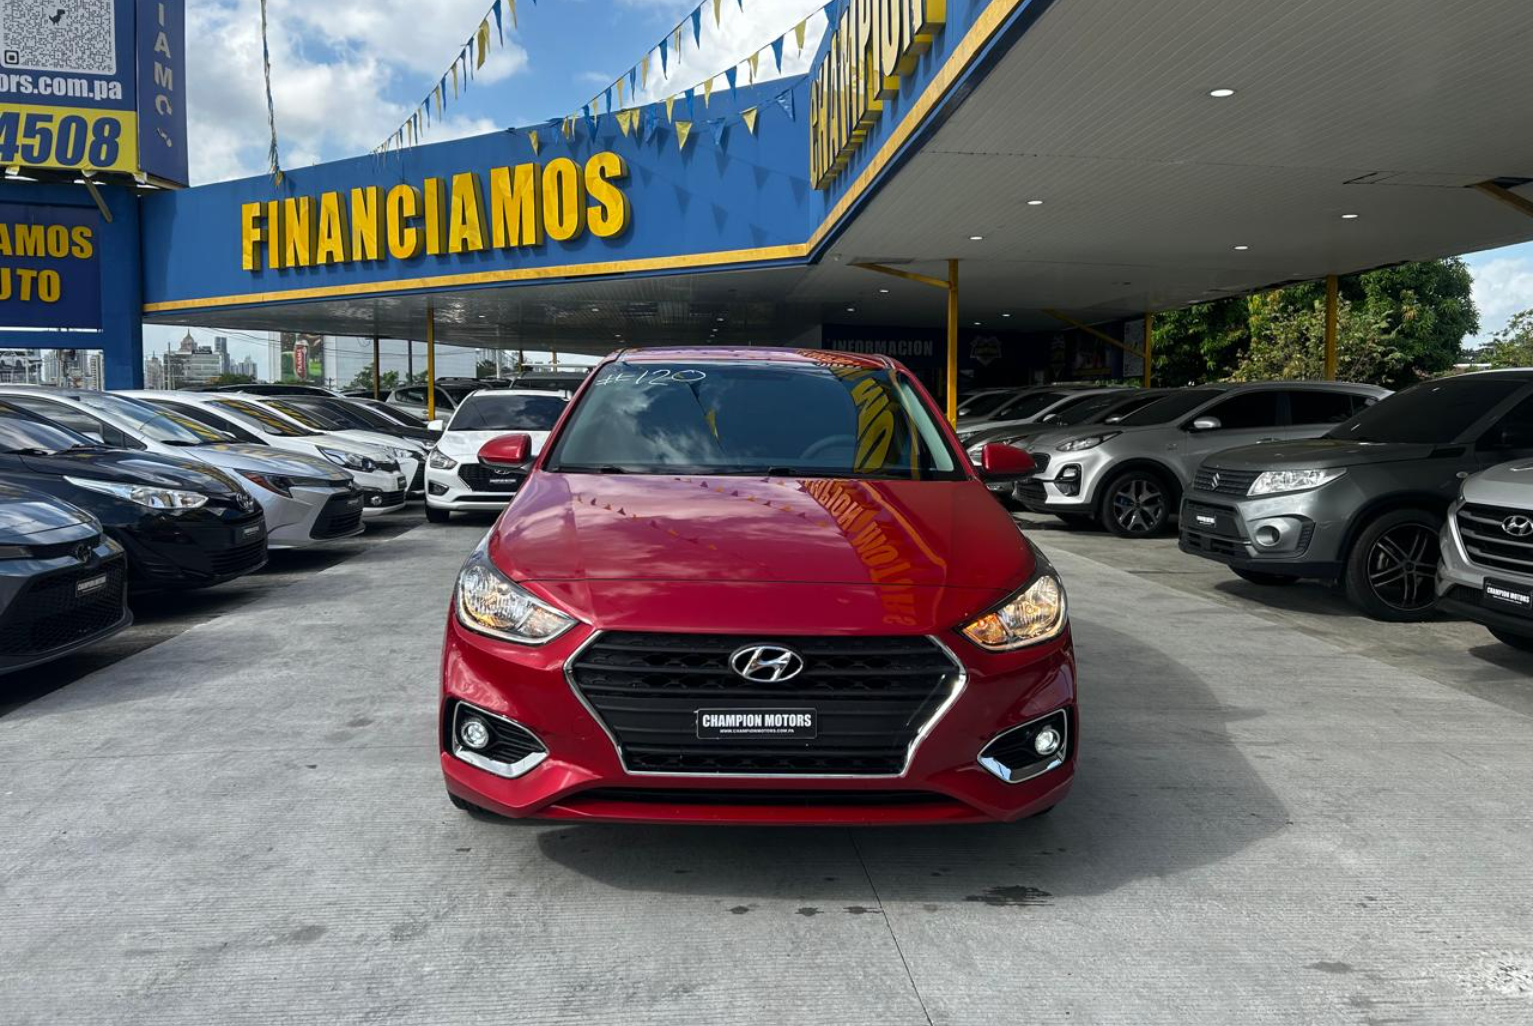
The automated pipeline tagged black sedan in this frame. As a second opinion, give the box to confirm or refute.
[0,481,131,674]
[0,401,269,591]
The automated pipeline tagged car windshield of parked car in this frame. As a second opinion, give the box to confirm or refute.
[958,390,1015,419]
[1326,378,1527,444]
[282,398,376,430]
[263,399,348,431]
[450,394,568,432]
[989,390,1067,421]
[75,392,234,446]
[1114,389,1225,427]
[210,398,318,437]
[0,402,96,452]
[548,360,962,479]
[358,400,426,427]
[1040,392,1124,426]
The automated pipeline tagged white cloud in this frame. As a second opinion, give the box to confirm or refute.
[1465,242,1533,346]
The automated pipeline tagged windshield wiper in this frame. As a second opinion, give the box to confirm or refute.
[4,447,58,455]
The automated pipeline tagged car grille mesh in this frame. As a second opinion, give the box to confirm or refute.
[457,464,522,493]
[1192,466,1259,496]
[0,556,126,657]
[1457,503,1533,574]
[568,633,959,775]
[310,492,364,539]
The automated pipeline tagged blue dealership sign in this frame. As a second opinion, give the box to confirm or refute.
[0,201,102,328]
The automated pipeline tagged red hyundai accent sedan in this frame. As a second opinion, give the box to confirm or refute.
[439,348,1077,824]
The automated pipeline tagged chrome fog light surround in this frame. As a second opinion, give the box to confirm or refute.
[449,702,549,779]
[978,710,1070,784]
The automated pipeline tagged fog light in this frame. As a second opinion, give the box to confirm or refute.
[459,716,491,750]
[369,494,383,507]
[1033,726,1062,756]
[1254,525,1281,547]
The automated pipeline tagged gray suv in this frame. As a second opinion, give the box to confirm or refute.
[1181,371,1533,621]
[1438,456,1533,651]
[1017,382,1388,536]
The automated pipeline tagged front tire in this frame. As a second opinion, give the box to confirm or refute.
[1232,568,1298,586]
[1100,469,1174,538]
[1343,509,1443,621]
[425,505,451,524]
[1489,628,1533,652]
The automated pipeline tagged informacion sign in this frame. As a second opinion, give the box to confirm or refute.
[0,0,185,186]
[0,201,102,329]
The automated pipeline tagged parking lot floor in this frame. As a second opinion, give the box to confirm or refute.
[3,511,1532,1024]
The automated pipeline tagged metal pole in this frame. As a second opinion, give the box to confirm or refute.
[946,259,959,426]
[426,302,437,420]
[372,335,381,399]
[1324,274,1339,381]
[407,339,414,382]
[1143,312,1154,388]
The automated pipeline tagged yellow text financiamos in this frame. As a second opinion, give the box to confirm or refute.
[239,153,632,273]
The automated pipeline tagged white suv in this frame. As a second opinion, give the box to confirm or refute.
[425,390,568,522]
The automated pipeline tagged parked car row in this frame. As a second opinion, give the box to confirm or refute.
[966,370,1533,653]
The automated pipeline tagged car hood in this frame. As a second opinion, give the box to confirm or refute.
[181,443,351,482]
[0,481,96,545]
[335,429,422,453]
[489,473,1034,595]
[1467,458,1533,493]
[1202,438,1439,470]
[18,448,244,496]
[436,429,552,458]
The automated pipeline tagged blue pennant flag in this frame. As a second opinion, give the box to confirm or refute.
[685,87,695,121]
[775,91,795,121]
[724,66,737,98]
[583,103,596,135]
[604,86,612,112]
[493,0,504,43]
[659,38,668,76]
[691,7,702,46]
[628,66,638,94]
[709,118,727,148]
[770,36,784,72]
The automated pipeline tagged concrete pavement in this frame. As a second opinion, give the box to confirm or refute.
[2,513,1531,1024]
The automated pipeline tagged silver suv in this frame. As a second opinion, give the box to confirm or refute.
[1016,382,1390,536]
[1439,457,1533,652]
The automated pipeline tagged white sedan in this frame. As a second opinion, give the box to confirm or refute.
[425,390,568,522]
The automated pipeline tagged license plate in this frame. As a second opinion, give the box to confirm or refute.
[1188,507,1239,537]
[485,476,519,490]
[697,709,817,740]
[74,574,107,597]
[1484,578,1533,617]
[395,476,407,489]
[241,523,264,539]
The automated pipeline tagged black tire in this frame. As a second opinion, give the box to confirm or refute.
[448,791,478,812]
[425,505,451,524]
[1489,628,1533,652]
[1055,513,1097,530]
[1342,508,1443,622]
[1232,568,1299,586]
[1099,469,1175,538]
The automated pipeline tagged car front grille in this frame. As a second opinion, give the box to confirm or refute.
[567,632,961,776]
[1192,466,1259,496]
[457,464,523,493]
[0,555,126,657]
[1028,452,1051,474]
[310,491,364,539]
[209,537,268,576]
[363,488,405,508]
[1457,502,1533,575]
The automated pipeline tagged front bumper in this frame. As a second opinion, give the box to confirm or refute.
[0,541,131,675]
[1177,490,1346,579]
[425,460,524,511]
[111,508,269,590]
[440,618,1077,825]
[1437,501,1533,637]
[256,484,365,549]
[1014,449,1112,514]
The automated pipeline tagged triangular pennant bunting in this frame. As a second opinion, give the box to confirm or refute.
[476,19,489,67]
[665,94,678,122]
[675,120,692,150]
[794,18,807,53]
[702,77,713,106]
[641,54,650,89]
[712,0,722,28]
[741,107,758,134]
[775,91,795,121]
[659,38,669,76]
[690,9,702,47]
[528,128,539,155]
[770,36,784,72]
[724,66,737,98]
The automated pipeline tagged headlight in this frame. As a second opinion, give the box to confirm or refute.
[319,447,377,473]
[389,446,413,462]
[428,450,458,470]
[1247,468,1345,496]
[961,574,1068,651]
[455,546,577,645]
[64,476,209,510]
[966,445,984,462]
[1058,432,1119,452]
[0,544,32,559]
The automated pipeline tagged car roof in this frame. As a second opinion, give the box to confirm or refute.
[610,346,895,370]
[460,388,569,399]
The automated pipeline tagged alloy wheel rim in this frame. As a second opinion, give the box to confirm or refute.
[1366,524,1440,611]
[1111,478,1165,534]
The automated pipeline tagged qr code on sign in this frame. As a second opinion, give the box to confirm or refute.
[0,0,116,76]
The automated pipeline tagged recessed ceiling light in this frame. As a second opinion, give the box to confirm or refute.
[1209,88,1236,98]
[846,306,857,313]
[716,316,724,322]
[1002,313,1012,318]
[1341,213,1360,220]
[1233,245,1250,251]
[969,235,984,241]
[972,321,981,326]
[879,288,889,294]
[1026,199,1044,206]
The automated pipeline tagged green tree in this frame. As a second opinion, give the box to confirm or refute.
[1229,297,1410,384]
[345,365,401,392]
[205,373,256,386]
[1151,296,1254,384]
[1479,310,1533,368]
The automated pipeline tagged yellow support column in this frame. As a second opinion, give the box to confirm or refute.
[1324,275,1339,381]
[371,335,381,399]
[426,302,437,420]
[946,259,959,426]
[1142,312,1154,388]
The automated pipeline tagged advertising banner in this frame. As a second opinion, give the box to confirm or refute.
[0,0,186,186]
[0,200,102,328]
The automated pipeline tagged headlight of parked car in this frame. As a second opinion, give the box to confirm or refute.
[388,446,414,462]
[65,476,208,510]
[456,546,577,645]
[1247,468,1345,496]
[428,450,458,470]
[961,573,1068,651]
[319,447,377,473]
[1057,432,1120,452]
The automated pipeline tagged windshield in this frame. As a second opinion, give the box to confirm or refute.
[210,398,317,437]
[450,394,567,432]
[988,390,1067,422]
[263,399,345,431]
[1038,392,1124,426]
[357,400,425,427]
[548,359,962,479]
[957,391,1015,418]
[75,392,233,445]
[0,402,94,452]
[1326,377,1526,444]
[1115,389,1225,427]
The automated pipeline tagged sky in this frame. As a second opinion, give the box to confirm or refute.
[146,0,1532,377]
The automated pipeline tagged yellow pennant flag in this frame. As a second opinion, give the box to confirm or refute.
[476,20,490,67]
[675,120,692,150]
[713,0,722,27]
[748,51,760,81]
[702,76,713,107]
[673,26,684,62]
[451,63,458,98]
[562,115,574,138]
[618,110,633,136]
[641,54,650,89]
[741,107,758,134]
[528,129,540,155]
[508,0,517,29]
[616,77,626,106]
[665,94,678,122]
[434,84,442,115]
[795,19,807,53]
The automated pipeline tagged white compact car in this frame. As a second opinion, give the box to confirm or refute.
[424,389,568,522]
[124,390,410,516]
[0,386,365,548]
[239,395,428,490]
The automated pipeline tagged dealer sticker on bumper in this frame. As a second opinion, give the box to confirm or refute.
[74,575,107,597]
[697,709,817,740]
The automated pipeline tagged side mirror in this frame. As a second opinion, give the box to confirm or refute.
[427,419,445,433]
[1190,416,1222,432]
[479,433,532,467]
[977,443,1037,482]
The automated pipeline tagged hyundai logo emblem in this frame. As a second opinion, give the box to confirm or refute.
[1503,514,1533,538]
[729,644,805,683]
